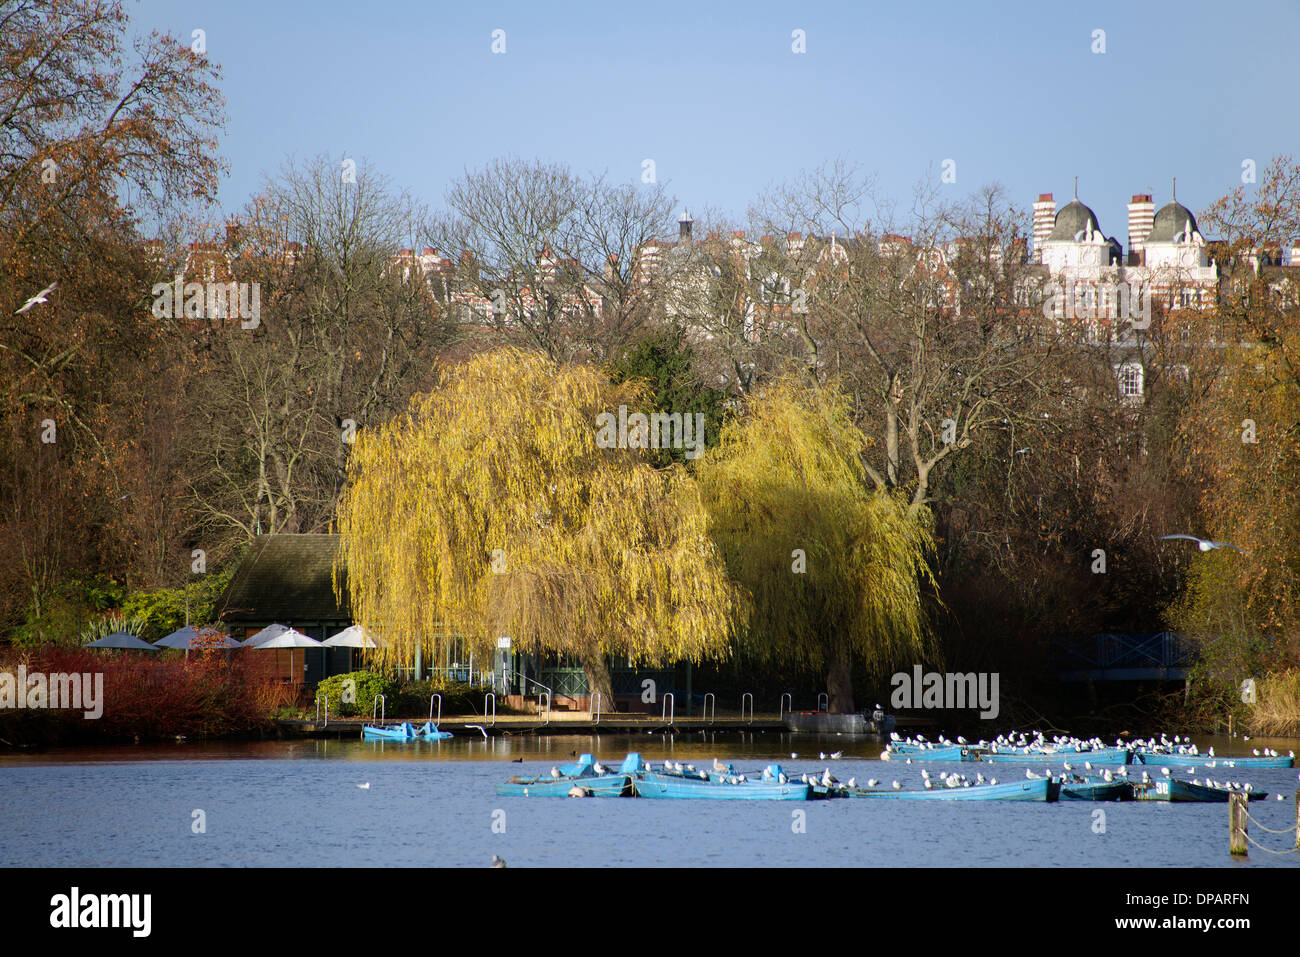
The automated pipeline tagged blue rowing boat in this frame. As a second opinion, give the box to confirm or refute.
[979,746,1132,765]
[495,753,635,797]
[1132,779,1269,802]
[880,745,979,762]
[844,778,1059,801]
[633,762,811,800]
[1059,778,1132,801]
[1133,751,1293,769]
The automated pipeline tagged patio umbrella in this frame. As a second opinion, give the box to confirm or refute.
[85,631,159,651]
[243,626,322,684]
[322,624,381,676]
[322,624,381,648]
[240,623,290,649]
[155,625,241,649]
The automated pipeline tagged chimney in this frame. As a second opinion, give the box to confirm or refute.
[1032,193,1056,263]
[1127,194,1154,266]
[1291,241,1300,267]
[678,209,693,241]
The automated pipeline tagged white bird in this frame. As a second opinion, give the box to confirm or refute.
[892,780,901,790]
[791,752,798,759]
[1160,534,1247,555]
[593,762,606,775]
[1161,767,1171,777]
[819,752,827,760]
[14,281,57,315]
[989,778,997,786]
[778,773,788,784]
[866,778,878,788]
[357,782,370,789]
[551,766,562,778]
[830,751,843,759]
[713,758,728,772]
[1277,794,1285,801]
[491,855,507,868]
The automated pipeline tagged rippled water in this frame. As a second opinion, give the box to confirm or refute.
[2,734,1298,867]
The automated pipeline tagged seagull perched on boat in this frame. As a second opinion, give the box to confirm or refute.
[593,762,607,775]
[550,766,561,778]
[1161,767,1171,777]
[13,281,57,315]
[821,769,835,787]
[778,773,788,784]
[1160,534,1247,555]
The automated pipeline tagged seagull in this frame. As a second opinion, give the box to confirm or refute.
[892,780,901,790]
[550,766,561,778]
[830,751,843,759]
[14,281,57,315]
[791,752,798,759]
[593,762,606,775]
[1161,767,1171,777]
[491,855,507,868]
[819,752,827,760]
[357,782,370,789]
[1160,534,1247,555]
[713,758,728,772]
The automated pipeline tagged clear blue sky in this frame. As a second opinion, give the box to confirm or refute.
[133,0,1299,243]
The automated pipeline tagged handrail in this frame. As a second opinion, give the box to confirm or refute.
[430,693,442,724]
[703,692,715,724]
[741,692,753,724]
[539,691,550,725]
[373,694,385,724]
[779,692,792,721]
[662,692,675,725]
[817,692,829,713]
[592,693,602,725]
[484,692,496,727]
[317,695,329,728]
[513,670,552,700]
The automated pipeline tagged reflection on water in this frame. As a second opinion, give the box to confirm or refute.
[1,734,1297,868]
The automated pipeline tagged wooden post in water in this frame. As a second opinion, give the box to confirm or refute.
[1229,793,1248,856]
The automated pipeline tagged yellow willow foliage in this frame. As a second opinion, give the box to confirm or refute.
[334,348,742,673]
[697,376,937,677]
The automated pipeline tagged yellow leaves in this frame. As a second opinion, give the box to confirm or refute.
[698,375,936,678]
[335,348,738,673]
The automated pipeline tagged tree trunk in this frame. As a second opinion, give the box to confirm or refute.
[583,654,615,712]
[826,644,855,714]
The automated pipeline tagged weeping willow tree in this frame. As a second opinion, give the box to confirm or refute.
[697,376,937,712]
[334,348,741,700]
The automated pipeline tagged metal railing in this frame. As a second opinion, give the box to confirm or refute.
[373,694,385,723]
[779,692,792,720]
[539,691,551,725]
[702,692,715,724]
[661,692,675,725]
[741,692,753,724]
[817,692,828,713]
[591,693,602,725]
[316,695,329,727]
[429,693,442,724]
[484,692,496,727]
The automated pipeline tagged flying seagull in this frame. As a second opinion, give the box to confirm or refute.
[1160,534,1246,555]
[14,281,57,315]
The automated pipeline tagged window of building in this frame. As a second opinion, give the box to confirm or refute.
[1118,362,1144,400]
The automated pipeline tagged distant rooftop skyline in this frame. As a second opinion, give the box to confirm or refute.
[133,0,1299,241]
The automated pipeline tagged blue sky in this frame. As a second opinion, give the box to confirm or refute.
[133,0,1299,244]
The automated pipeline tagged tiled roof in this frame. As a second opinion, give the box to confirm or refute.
[216,534,349,625]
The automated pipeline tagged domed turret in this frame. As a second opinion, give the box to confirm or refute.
[1047,200,1103,242]
[1146,201,1198,243]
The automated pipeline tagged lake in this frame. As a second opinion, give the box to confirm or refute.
[2,733,1298,868]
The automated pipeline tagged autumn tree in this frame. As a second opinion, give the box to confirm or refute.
[334,348,742,701]
[180,155,457,554]
[0,0,225,634]
[697,376,937,712]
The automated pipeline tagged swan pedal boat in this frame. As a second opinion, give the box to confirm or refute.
[362,721,453,741]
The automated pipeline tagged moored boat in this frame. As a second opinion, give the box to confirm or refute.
[979,746,1132,765]
[1133,751,1293,769]
[362,720,453,741]
[495,753,635,797]
[1059,778,1133,801]
[881,745,979,762]
[1131,779,1269,803]
[633,762,811,800]
[843,777,1059,801]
